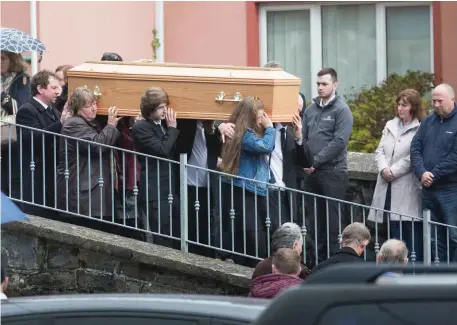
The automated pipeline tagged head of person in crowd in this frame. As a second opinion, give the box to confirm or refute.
[32,70,60,106]
[272,248,301,277]
[298,92,306,117]
[271,222,303,256]
[1,51,28,77]
[377,239,409,265]
[221,96,266,175]
[264,61,282,69]
[340,222,371,257]
[101,52,123,62]
[395,88,424,124]
[55,64,73,87]
[1,265,8,294]
[431,83,455,118]
[317,68,338,102]
[68,86,97,121]
[140,87,169,122]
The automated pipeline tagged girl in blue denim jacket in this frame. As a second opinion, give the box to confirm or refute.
[219,96,276,266]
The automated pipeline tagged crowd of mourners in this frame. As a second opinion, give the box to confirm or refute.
[1,49,457,285]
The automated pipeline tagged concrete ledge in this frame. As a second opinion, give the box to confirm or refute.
[348,152,377,181]
[2,216,252,290]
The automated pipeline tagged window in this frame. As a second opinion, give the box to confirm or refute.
[260,2,433,99]
[266,10,312,101]
[386,6,432,76]
[322,4,377,97]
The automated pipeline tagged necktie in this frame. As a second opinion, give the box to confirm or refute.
[280,127,286,151]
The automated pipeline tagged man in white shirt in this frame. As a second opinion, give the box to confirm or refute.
[267,97,313,237]
[15,70,66,218]
[175,119,234,257]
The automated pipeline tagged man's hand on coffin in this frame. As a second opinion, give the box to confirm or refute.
[107,106,123,127]
[134,113,144,123]
[261,112,273,129]
[166,107,177,128]
[217,122,235,143]
[202,120,216,134]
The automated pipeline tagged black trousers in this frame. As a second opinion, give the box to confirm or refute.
[304,169,349,263]
[187,185,215,258]
[220,183,268,267]
[141,196,181,250]
[267,188,294,237]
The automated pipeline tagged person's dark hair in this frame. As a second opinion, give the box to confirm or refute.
[31,70,57,96]
[54,84,68,113]
[55,64,74,83]
[3,52,28,73]
[396,88,425,121]
[317,68,338,83]
[101,52,123,61]
[140,87,169,119]
[264,61,282,69]
[68,86,96,116]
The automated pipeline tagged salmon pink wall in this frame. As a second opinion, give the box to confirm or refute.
[440,1,457,91]
[37,1,155,71]
[164,1,247,66]
[1,1,31,33]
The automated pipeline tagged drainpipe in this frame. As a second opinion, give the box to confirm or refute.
[154,1,164,62]
[30,0,38,76]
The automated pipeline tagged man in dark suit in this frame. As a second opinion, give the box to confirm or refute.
[131,87,181,249]
[268,107,313,237]
[174,119,234,257]
[15,70,67,217]
[311,222,370,274]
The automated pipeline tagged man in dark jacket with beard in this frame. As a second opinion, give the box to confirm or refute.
[302,68,353,262]
[249,248,303,299]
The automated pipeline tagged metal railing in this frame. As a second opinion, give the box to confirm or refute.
[1,121,456,266]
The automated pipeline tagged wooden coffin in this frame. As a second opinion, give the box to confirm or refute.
[67,61,301,122]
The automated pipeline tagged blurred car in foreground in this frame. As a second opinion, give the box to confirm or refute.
[253,263,457,325]
[1,294,269,325]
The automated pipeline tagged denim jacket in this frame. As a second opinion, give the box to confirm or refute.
[223,126,276,196]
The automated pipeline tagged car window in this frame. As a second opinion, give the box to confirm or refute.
[318,302,455,325]
[53,316,204,325]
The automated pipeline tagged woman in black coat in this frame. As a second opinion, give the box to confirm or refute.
[1,51,31,196]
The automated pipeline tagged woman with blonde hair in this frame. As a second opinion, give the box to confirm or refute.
[368,88,425,262]
[220,96,276,266]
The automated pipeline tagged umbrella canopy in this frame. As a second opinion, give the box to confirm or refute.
[0,192,28,224]
[0,27,47,54]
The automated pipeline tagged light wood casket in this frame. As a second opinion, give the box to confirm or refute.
[67,61,302,121]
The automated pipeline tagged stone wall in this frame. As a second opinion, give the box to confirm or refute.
[1,216,252,297]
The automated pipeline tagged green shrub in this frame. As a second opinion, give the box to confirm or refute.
[346,70,435,153]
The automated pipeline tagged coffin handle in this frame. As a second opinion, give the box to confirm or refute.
[93,86,102,99]
[215,91,242,103]
[82,85,103,100]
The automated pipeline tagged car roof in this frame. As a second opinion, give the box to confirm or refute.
[2,294,269,321]
[253,264,457,325]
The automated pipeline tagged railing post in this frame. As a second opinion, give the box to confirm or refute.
[422,209,432,265]
[180,153,188,252]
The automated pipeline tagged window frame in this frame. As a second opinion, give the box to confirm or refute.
[259,1,434,98]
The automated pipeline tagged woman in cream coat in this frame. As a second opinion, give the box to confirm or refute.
[368,89,424,262]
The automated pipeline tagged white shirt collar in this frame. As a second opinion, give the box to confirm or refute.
[33,96,49,110]
[319,94,336,107]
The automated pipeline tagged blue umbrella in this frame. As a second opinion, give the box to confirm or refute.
[0,27,48,54]
[0,192,28,224]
